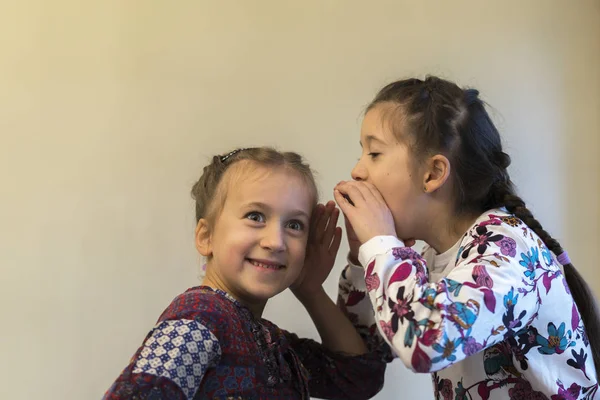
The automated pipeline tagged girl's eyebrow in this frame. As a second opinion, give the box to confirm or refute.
[360,135,386,148]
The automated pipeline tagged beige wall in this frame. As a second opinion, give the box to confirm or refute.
[1,1,598,399]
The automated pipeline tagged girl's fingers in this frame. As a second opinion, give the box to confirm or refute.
[313,204,330,242]
[323,207,340,243]
[334,189,355,219]
[309,204,325,242]
[335,182,366,207]
[361,181,387,205]
[329,226,343,256]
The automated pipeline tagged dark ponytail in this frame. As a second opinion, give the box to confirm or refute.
[485,134,600,379]
[498,187,600,376]
[472,104,600,380]
[368,75,600,377]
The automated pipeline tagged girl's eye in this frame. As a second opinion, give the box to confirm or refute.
[368,152,381,160]
[245,212,265,223]
[287,220,305,231]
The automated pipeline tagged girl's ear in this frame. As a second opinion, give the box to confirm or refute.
[195,219,213,257]
[422,154,451,193]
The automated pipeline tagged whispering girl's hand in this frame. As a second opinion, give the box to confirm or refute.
[333,180,397,244]
[334,180,416,249]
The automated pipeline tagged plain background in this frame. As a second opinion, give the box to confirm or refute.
[1,1,599,399]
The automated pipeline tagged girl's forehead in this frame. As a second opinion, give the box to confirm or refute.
[361,104,404,144]
[230,163,302,186]
[224,164,316,208]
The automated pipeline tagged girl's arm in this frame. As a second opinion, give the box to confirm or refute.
[291,261,388,400]
[291,201,368,356]
[295,286,367,355]
[337,256,395,361]
[103,290,223,400]
[358,215,543,373]
[284,326,385,400]
[103,319,221,400]
[286,203,386,399]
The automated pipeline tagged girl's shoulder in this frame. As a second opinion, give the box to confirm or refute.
[465,208,538,244]
[157,286,243,336]
[457,208,557,267]
[472,208,522,231]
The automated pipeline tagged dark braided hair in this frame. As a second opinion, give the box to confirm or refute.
[368,76,599,375]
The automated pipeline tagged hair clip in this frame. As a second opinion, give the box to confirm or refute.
[220,148,248,163]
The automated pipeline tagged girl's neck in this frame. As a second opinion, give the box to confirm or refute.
[202,271,267,318]
[423,204,480,254]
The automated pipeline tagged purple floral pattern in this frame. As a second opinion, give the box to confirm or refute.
[338,210,598,399]
[498,237,517,257]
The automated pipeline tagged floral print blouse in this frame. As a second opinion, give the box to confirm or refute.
[338,209,598,399]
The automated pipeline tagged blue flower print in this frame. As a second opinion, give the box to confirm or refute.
[537,322,575,355]
[541,247,553,267]
[447,300,480,330]
[519,247,540,279]
[503,288,526,333]
[422,287,438,310]
[504,287,519,309]
[432,333,463,364]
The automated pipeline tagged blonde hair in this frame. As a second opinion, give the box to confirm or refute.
[191,147,319,227]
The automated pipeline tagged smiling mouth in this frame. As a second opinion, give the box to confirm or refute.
[247,258,285,270]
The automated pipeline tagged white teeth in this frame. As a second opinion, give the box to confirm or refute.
[249,260,282,269]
